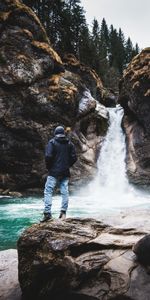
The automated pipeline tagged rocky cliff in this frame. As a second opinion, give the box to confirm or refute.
[17,218,150,300]
[0,0,108,194]
[119,48,150,185]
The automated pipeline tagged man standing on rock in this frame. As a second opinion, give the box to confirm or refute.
[41,126,77,222]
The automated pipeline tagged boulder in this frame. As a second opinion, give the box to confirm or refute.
[0,0,108,193]
[133,234,150,266]
[101,89,117,108]
[63,53,104,103]
[17,218,149,300]
[109,297,133,300]
[119,48,150,185]
[0,249,21,300]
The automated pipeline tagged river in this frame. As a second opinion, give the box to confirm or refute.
[0,106,150,250]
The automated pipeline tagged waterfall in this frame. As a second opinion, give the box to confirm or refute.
[95,105,128,192]
[78,105,150,212]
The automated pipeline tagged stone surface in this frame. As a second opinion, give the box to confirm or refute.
[17,218,150,300]
[100,207,150,233]
[119,48,150,185]
[0,0,108,194]
[101,89,117,108]
[0,249,21,300]
[133,234,150,267]
[63,53,104,103]
[126,265,150,300]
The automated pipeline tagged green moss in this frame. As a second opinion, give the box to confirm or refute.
[102,88,110,98]
[2,0,49,43]
[32,41,62,64]
[15,4,49,43]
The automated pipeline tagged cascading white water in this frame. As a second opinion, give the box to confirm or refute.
[76,105,150,215]
[94,106,128,192]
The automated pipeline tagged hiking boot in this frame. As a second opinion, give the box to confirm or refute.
[40,212,52,223]
[59,210,66,220]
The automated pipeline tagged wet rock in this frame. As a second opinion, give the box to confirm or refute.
[133,234,150,267]
[110,296,134,300]
[102,89,117,107]
[1,188,10,195]
[0,0,108,193]
[18,218,147,300]
[8,191,23,197]
[126,265,150,300]
[119,48,150,185]
[0,249,21,300]
[0,190,22,197]
[78,90,96,117]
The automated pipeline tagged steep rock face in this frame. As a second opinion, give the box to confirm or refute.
[0,0,108,193]
[63,53,104,103]
[119,48,150,184]
[17,218,150,300]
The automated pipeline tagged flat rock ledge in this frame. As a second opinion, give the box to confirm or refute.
[17,218,150,300]
[0,249,21,300]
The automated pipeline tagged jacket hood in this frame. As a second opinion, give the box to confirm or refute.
[54,136,69,143]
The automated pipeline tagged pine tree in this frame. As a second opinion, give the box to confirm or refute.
[92,18,100,50]
[109,25,118,69]
[79,26,94,66]
[90,19,101,76]
[70,1,87,57]
[125,37,134,64]
[99,19,109,64]
[100,18,109,50]
[117,28,126,73]
[135,43,140,54]
[131,43,140,58]
[22,0,140,89]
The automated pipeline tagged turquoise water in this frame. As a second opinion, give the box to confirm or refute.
[0,194,98,250]
[1,190,150,250]
[0,197,41,250]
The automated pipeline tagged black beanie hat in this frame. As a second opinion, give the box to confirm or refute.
[54,126,65,136]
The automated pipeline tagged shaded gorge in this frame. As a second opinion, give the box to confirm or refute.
[1,106,150,250]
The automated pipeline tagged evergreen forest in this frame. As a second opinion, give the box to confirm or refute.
[22,0,140,89]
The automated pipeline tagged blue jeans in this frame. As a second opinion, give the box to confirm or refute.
[44,176,69,214]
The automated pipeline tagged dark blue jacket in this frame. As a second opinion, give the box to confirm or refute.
[45,136,77,178]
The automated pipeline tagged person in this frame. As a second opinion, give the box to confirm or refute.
[41,125,77,222]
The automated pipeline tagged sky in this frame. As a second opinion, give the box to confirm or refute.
[80,0,150,49]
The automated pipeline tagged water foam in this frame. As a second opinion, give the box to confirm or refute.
[78,106,150,212]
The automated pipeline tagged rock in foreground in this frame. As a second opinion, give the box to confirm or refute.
[0,249,21,300]
[17,218,150,300]
[133,234,150,267]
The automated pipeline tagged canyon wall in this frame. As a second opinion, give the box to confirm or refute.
[0,0,108,194]
[119,48,150,185]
